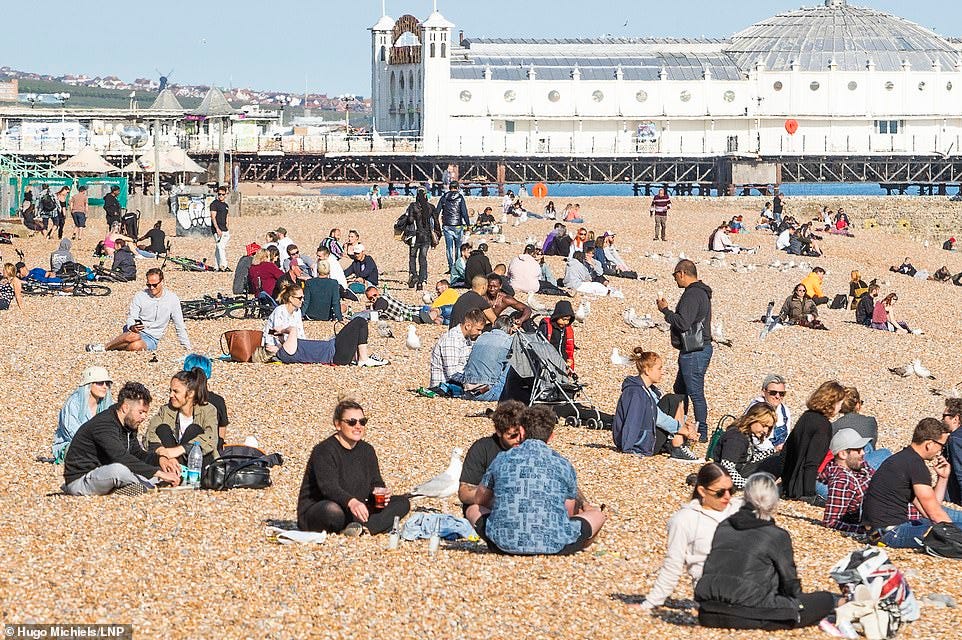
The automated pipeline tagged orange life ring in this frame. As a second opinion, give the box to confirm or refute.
[532,182,548,198]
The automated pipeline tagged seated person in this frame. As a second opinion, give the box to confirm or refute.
[50,239,74,273]
[92,269,192,353]
[848,270,868,310]
[744,374,792,452]
[52,366,114,464]
[450,243,472,288]
[944,237,956,251]
[429,308,486,389]
[282,244,316,278]
[458,400,526,511]
[944,399,962,505]
[564,203,584,224]
[315,246,347,291]
[272,263,303,299]
[319,229,344,260]
[365,286,439,324]
[464,243,493,286]
[714,404,779,489]
[507,244,542,295]
[889,257,917,277]
[709,223,739,253]
[855,283,879,326]
[473,206,497,234]
[695,473,837,630]
[297,399,410,535]
[800,267,829,306]
[110,239,137,281]
[870,292,912,333]
[429,279,459,323]
[542,223,568,256]
[466,406,606,555]
[344,244,378,287]
[448,276,497,329]
[612,349,700,461]
[597,232,638,279]
[548,226,573,257]
[780,380,847,502]
[778,283,826,329]
[483,274,531,328]
[462,316,515,401]
[62,382,181,495]
[263,283,387,367]
[183,354,229,450]
[930,266,952,282]
[820,429,875,534]
[248,249,284,298]
[144,369,219,468]
[490,264,515,296]
[832,387,885,456]
[20,262,64,285]
[563,252,611,297]
[302,261,344,321]
[538,300,577,370]
[136,221,167,258]
[862,418,962,548]
[728,215,745,233]
[775,226,792,251]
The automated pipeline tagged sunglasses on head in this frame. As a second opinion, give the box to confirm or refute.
[767,389,786,397]
[705,487,733,498]
[341,417,368,427]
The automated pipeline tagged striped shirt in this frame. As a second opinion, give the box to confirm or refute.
[650,193,671,215]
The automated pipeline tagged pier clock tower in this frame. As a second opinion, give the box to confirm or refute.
[420,8,454,152]
[370,12,395,135]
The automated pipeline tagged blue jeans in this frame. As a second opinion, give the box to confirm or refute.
[468,376,506,402]
[442,226,462,274]
[881,507,962,548]
[674,343,713,437]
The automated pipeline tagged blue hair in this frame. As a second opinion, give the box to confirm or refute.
[183,353,212,380]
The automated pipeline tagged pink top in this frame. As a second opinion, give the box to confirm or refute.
[871,302,889,324]
[103,235,116,250]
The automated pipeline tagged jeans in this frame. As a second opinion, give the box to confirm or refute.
[468,376,506,402]
[408,242,430,284]
[442,226,462,274]
[674,343,713,437]
[63,463,150,496]
[881,506,962,548]
[214,231,230,269]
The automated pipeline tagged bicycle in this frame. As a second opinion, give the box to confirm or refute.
[181,295,231,320]
[223,294,276,319]
[22,274,111,297]
[162,253,214,272]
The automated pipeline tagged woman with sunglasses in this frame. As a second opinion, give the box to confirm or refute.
[713,404,778,489]
[298,399,410,535]
[263,282,387,367]
[52,366,114,463]
[636,463,740,612]
[777,283,826,329]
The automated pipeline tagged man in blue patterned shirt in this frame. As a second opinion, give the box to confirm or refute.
[467,406,607,555]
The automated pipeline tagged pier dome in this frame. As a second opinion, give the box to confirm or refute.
[726,0,961,72]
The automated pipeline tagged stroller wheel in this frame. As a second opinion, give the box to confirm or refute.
[585,418,599,430]
[564,416,578,428]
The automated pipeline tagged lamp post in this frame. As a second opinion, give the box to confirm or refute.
[339,94,357,134]
[118,123,148,196]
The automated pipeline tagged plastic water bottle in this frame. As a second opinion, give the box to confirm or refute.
[428,518,441,556]
[387,516,401,550]
[187,441,203,488]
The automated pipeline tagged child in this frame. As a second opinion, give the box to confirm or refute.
[539,300,576,370]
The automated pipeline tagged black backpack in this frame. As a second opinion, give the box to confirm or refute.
[40,193,57,213]
[829,294,848,309]
[201,445,283,491]
[920,522,962,558]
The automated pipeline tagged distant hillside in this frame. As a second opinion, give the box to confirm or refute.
[16,79,202,110]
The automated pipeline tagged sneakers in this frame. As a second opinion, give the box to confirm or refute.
[85,343,106,352]
[359,354,389,367]
[114,482,149,497]
[801,494,827,507]
[342,522,364,536]
[669,446,704,463]
[698,433,709,443]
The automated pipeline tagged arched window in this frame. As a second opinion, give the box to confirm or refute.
[390,71,396,100]
[379,46,386,62]
[430,42,436,58]
[441,43,446,58]
[399,73,405,92]
[409,72,415,97]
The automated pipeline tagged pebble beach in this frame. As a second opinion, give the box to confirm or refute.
[2,194,961,639]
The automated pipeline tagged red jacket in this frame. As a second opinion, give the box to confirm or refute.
[539,318,575,369]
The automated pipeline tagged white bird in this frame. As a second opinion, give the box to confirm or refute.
[496,233,507,243]
[525,234,536,246]
[678,252,688,261]
[527,293,552,314]
[411,447,464,498]
[623,307,636,325]
[888,362,914,378]
[712,320,733,347]
[574,300,590,323]
[405,325,421,350]
[912,359,936,380]
[931,384,961,398]
[421,291,434,304]
[770,259,782,268]
[610,348,630,366]
[376,321,394,338]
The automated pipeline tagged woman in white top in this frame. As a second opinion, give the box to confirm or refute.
[145,368,220,466]
[638,463,741,611]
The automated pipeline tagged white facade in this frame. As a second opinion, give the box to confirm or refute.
[371,1,962,156]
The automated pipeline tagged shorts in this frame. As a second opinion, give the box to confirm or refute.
[126,325,159,351]
[474,514,592,556]
[72,212,87,228]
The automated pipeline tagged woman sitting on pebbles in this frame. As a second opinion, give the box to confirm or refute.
[713,404,779,488]
[637,463,741,613]
[780,380,846,503]
[870,292,913,333]
[297,398,410,536]
[778,283,827,330]
[145,368,220,468]
[263,282,388,367]
[52,366,114,463]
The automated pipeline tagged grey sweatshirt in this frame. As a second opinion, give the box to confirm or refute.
[125,288,191,349]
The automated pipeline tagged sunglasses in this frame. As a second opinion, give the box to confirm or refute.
[705,487,734,498]
[766,389,787,397]
[93,380,113,387]
[291,295,304,300]
[341,417,368,427]
[945,414,959,420]
[289,251,299,256]
[145,281,161,289]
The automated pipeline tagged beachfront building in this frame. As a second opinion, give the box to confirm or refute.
[370,1,962,157]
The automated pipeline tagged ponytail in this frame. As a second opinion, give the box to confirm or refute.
[172,368,209,407]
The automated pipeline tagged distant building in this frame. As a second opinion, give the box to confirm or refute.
[371,1,962,156]
[0,79,18,102]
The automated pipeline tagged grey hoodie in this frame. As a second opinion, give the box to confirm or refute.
[50,239,74,272]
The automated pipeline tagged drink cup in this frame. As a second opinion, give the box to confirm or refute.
[373,487,389,509]
[370,311,379,323]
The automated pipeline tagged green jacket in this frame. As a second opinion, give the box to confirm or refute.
[145,403,220,458]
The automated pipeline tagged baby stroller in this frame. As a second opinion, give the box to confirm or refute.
[505,330,606,429]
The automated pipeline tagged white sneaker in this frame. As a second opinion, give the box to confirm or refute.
[359,355,389,367]
[85,343,105,352]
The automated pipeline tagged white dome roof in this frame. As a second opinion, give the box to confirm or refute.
[422,10,454,30]
[371,15,396,31]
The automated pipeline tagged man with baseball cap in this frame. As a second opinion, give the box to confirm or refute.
[819,428,873,533]
[344,243,379,287]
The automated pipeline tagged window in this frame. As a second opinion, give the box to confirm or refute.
[592,90,604,103]
[459,90,472,102]
[723,90,735,102]
[773,81,783,91]
[505,121,515,133]
[441,43,446,58]
[918,81,926,91]
[430,42,436,58]
[847,81,858,91]
[885,81,895,91]
[875,120,900,134]
[810,81,820,91]
[948,82,954,91]
[504,90,516,102]
[548,90,561,102]
[379,46,386,62]
[635,90,648,102]
[679,90,691,102]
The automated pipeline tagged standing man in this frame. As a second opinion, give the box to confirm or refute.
[70,185,89,241]
[436,180,470,274]
[657,259,713,442]
[210,186,231,272]
[649,188,671,242]
[103,185,122,230]
[944,398,962,505]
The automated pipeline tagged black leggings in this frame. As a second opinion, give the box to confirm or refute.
[698,592,835,630]
[408,242,430,284]
[333,316,369,365]
[298,496,411,535]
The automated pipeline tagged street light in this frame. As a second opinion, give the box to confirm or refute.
[338,94,357,133]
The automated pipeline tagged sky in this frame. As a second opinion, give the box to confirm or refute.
[1,1,958,97]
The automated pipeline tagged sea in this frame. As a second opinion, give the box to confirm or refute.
[318,182,945,197]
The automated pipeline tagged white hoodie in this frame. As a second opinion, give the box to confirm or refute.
[644,498,742,606]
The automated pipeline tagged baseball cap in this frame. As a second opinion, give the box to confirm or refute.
[351,243,365,254]
[80,366,112,386]
[830,428,871,454]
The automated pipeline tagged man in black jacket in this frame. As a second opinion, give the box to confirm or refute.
[855,283,879,326]
[103,186,122,229]
[63,382,181,495]
[436,181,470,275]
[111,239,137,281]
[658,259,713,441]
[464,243,493,286]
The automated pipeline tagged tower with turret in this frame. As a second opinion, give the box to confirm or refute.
[419,7,454,151]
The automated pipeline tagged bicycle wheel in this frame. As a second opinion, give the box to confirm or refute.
[74,283,112,297]
[225,302,253,319]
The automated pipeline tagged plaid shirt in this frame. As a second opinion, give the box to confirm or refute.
[430,326,473,386]
[819,460,875,533]
[376,292,422,322]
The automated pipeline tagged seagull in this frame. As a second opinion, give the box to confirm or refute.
[623,307,635,325]
[712,321,733,347]
[405,325,421,350]
[574,300,590,323]
[912,359,935,380]
[421,291,434,304]
[411,447,464,499]
[678,252,687,261]
[376,321,394,338]
[888,362,914,378]
[610,348,630,366]
[527,293,552,314]
[931,384,961,398]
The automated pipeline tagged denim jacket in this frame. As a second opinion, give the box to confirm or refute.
[462,329,512,386]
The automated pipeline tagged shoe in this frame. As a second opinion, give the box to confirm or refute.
[85,343,105,352]
[407,276,416,288]
[359,355,389,367]
[223,267,232,273]
[342,522,364,536]
[114,482,149,497]
[801,494,827,507]
[698,433,709,443]
[669,446,704,463]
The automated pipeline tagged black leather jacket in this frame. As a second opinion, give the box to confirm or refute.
[436,190,469,227]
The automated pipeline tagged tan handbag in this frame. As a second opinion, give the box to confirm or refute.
[220,330,264,363]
